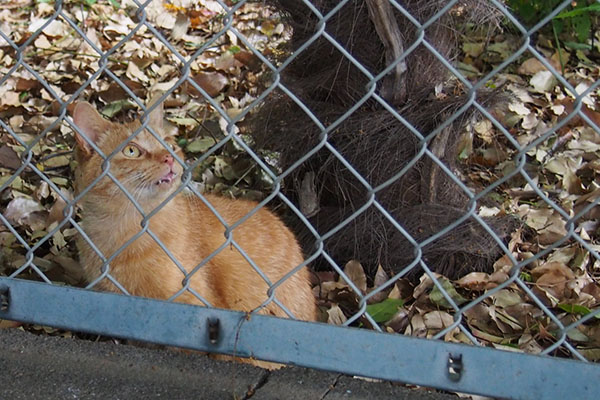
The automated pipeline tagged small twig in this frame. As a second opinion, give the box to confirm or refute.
[25,48,128,66]
[38,150,73,163]
[80,3,86,30]
[366,0,407,105]
[231,164,256,187]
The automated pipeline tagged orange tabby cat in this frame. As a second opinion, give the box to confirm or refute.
[71,98,317,345]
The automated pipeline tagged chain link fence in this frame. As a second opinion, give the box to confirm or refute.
[1,0,600,397]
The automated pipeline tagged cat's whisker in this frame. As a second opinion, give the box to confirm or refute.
[106,172,149,201]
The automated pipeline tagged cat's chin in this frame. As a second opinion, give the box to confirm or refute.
[156,171,177,186]
[136,182,179,209]
[130,171,180,205]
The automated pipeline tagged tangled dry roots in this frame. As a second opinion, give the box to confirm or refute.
[248,0,516,280]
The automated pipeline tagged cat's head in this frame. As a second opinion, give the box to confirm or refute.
[72,98,184,209]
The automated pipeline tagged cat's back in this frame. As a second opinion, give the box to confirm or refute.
[181,191,300,251]
[178,191,316,320]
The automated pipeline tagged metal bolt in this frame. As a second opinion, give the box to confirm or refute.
[447,353,463,382]
[208,317,220,344]
[0,285,9,312]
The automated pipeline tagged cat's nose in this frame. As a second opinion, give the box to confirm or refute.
[163,154,174,167]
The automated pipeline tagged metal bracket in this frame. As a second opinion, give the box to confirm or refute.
[208,317,220,344]
[1,277,599,400]
[447,353,463,382]
[0,285,9,312]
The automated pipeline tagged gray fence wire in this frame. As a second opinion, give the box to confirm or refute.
[1,0,600,398]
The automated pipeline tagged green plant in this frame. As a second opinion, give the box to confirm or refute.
[507,0,600,48]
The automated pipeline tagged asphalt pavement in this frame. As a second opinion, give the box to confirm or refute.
[0,328,458,399]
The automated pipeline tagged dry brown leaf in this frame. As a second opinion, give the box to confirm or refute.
[531,261,576,300]
[404,314,426,337]
[423,310,454,330]
[298,171,319,218]
[126,62,149,83]
[464,303,497,334]
[384,308,409,332]
[49,254,83,283]
[387,284,402,299]
[234,51,262,70]
[455,272,490,291]
[188,72,228,98]
[582,282,600,302]
[368,265,391,304]
[519,206,568,245]
[98,80,145,103]
[530,71,557,93]
[0,145,21,170]
[214,51,242,72]
[34,35,51,49]
[373,264,389,288]
[171,13,190,40]
[46,196,69,227]
[470,327,506,344]
[3,197,47,230]
[318,280,349,300]
[518,333,544,354]
[413,273,435,299]
[490,307,522,333]
[0,319,22,329]
[474,119,494,143]
[444,327,471,344]
[489,270,509,286]
[341,260,367,294]
[326,304,347,325]
[29,18,68,37]
[517,55,561,76]
[15,78,41,92]
[0,91,20,108]
[504,303,540,328]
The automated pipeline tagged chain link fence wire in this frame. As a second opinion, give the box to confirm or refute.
[1,0,600,390]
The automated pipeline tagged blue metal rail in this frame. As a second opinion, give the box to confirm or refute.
[1,277,598,400]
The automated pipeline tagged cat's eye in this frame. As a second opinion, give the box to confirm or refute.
[165,141,176,151]
[122,144,142,158]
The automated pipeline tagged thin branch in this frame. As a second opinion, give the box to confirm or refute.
[366,0,407,105]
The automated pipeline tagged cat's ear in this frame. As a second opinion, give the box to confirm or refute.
[72,102,111,156]
[147,94,164,132]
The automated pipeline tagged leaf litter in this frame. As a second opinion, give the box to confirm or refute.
[0,0,599,363]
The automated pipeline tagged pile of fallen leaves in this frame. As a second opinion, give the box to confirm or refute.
[0,0,599,362]
[312,16,600,361]
[0,0,288,284]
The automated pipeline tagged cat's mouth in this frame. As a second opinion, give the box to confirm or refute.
[156,171,177,186]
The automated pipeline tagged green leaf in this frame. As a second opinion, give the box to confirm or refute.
[84,0,97,5]
[519,271,532,282]
[456,61,480,78]
[168,117,198,127]
[186,137,216,153]
[554,4,600,19]
[558,303,600,319]
[101,100,130,118]
[563,41,592,50]
[572,12,591,42]
[429,278,467,308]
[50,177,69,186]
[107,0,120,8]
[42,154,70,168]
[506,0,544,24]
[366,298,404,323]
[229,46,241,54]
[566,328,589,342]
